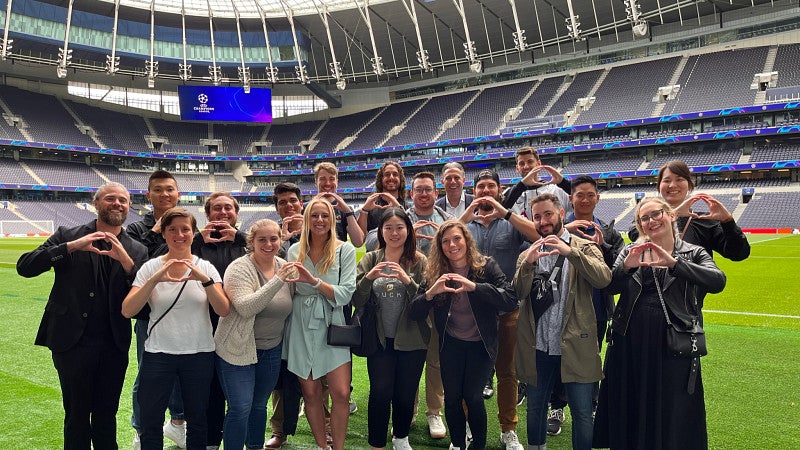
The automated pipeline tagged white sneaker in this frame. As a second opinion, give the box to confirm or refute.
[392,436,413,450]
[132,431,141,450]
[500,430,524,450]
[163,421,186,449]
[448,443,470,450]
[427,414,447,439]
[465,422,473,442]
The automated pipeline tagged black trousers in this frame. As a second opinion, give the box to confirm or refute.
[51,341,128,450]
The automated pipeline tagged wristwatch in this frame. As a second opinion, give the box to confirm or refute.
[201,279,215,287]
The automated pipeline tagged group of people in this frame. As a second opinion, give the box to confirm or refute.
[17,148,749,450]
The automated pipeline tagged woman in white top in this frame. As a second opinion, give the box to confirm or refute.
[214,219,295,450]
[122,207,230,450]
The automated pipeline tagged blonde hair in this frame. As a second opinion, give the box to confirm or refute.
[424,220,486,287]
[634,197,678,243]
[245,219,281,253]
[296,198,339,274]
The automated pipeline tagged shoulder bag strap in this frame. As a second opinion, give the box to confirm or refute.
[147,280,189,339]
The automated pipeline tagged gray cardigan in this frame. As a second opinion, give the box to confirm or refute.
[215,255,294,366]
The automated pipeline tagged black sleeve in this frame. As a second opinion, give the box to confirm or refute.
[502,182,527,209]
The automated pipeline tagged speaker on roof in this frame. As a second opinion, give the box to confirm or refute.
[742,187,754,204]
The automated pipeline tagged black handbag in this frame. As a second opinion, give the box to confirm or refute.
[326,245,362,348]
[652,270,707,359]
[351,300,380,357]
[530,255,566,321]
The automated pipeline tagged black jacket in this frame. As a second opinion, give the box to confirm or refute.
[408,257,518,361]
[17,221,148,353]
[628,215,750,262]
[127,212,169,258]
[607,238,726,337]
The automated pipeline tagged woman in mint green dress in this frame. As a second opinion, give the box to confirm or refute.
[282,197,356,450]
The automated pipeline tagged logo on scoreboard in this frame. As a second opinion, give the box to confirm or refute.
[193,93,215,114]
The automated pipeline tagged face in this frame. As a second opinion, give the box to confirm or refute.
[515,153,540,176]
[531,200,564,237]
[163,216,194,250]
[94,185,130,227]
[474,179,501,201]
[570,183,599,218]
[638,202,673,240]
[315,169,338,194]
[441,168,465,196]
[208,196,238,226]
[276,192,303,219]
[308,202,332,237]
[381,165,401,193]
[381,215,408,251]
[658,168,691,207]
[440,226,467,266]
[146,178,179,213]
[410,177,437,210]
[251,223,282,261]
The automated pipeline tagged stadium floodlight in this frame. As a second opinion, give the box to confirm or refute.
[336,79,347,90]
[106,55,120,74]
[295,65,309,84]
[0,38,13,60]
[238,66,251,93]
[179,63,192,81]
[512,30,527,53]
[371,56,386,76]
[330,61,346,90]
[209,65,223,86]
[565,16,582,41]
[145,60,158,88]
[624,0,648,37]
[266,66,279,84]
[416,50,433,72]
[463,41,481,73]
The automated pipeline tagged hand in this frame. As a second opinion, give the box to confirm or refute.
[367,261,412,284]
[282,262,318,285]
[151,217,163,234]
[361,193,388,213]
[623,242,676,270]
[470,196,506,221]
[521,165,563,187]
[200,221,236,243]
[566,220,604,245]
[316,192,347,211]
[281,214,304,241]
[152,259,193,283]
[692,193,734,223]
[445,273,476,293]
[276,263,298,282]
[413,220,438,241]
[68,232,129,261]
[523,237,560,263]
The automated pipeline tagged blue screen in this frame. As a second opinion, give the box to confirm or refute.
[178,86,272,123]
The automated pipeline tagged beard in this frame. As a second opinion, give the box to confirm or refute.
[536,219,563,238]
[98,208,127,227]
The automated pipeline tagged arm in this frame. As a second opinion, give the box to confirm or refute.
[223,257,289,318]
[607,246,636,295]
[352,252,377,308]
[501,181,526,209]
[319,243,358,307]
[345,210,365,247]
[471,259,519,313]
[566,239,612,290]
[713,219,751,262]
[408,281,436,321]
[17,227,70,278]
[601,225,625,269]
[670,249,726,294]
[512,252,537,301]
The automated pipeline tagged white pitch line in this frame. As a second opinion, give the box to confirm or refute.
[704,309,800,320]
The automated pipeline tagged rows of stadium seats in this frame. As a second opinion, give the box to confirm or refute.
[738,192,800,228]
[0,44,796,156]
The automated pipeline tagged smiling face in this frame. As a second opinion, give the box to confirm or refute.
[146,177,179,216]
[440,225,468,267]
[94,184,130,227]
[410,176,437,212]
[250,222,282,264]
[163,215,195,251]
[636,199,675,241]
[308,202,333,239]
[315,168,338,194]
[515,152,541,177]
[658,167,691,207]
[570,182,599,219]
[441,167,465,197]
[381,215,408,252]
[208,195,238,226]
[531,199,564,237]
[276,191,303,219]
[380,164,402,194]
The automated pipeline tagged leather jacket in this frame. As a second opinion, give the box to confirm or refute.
[607,238,726,337]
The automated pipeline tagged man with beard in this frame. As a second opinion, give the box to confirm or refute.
[458,169,539,450]
[17,182,148,450]
[513,193,610,450]
[193,191,249,449]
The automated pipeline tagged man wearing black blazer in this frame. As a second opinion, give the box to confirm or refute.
[17,182,147,450]
[435,162,474,217]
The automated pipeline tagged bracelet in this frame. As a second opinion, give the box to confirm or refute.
[343,211,356,219]
[312,278,323,288]
[201,279,215,287]
[504,210,513,221]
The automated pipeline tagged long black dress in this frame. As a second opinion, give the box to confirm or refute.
[592,267,707,450]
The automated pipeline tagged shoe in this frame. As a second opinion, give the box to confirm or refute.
[482,382,494,399]
[132,431,141,450]
[547,408,564,436]
[265,433,287,449]
[465,422,472,442]
[500,430,524,450]
[298,398,305,416]
[206,447,219,450]
[448,442,470,449]
[392,436,413,450]
[427,414,447,439]
[517,383,526,406]
[349,399,358,414]
[163,421,187,448]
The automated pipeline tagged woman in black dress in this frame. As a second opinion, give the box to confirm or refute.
[593,198,726,450]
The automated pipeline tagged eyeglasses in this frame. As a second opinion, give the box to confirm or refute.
[413,187,434,194]
[638,209,664,224]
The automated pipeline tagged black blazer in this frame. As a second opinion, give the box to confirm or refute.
[434,193,474,212]
[17,221,148,353]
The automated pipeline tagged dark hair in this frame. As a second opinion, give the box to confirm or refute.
[273,182,301,204]
[656,160,695,192]
[515,146,540,162]
[412,171,436,186]
[148,170,176,191]
[375,161,406,200]
[160,207,197,233]
[376,207,419,267]
[570,175,597,191]
[529,192,563,211]
[204,192,240,216]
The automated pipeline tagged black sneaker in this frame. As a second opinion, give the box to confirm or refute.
[546,408,564,436]
[516,383,526,406]
[482,382,494,399]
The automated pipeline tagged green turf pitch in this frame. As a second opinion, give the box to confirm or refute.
[0,235,798,449]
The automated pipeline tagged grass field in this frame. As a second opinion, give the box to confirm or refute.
[1,235,798,449]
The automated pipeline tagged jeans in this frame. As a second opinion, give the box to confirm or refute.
[526,350,594,450]
[366,338,427,448]
[217,345,283,450]
[440,334,494,449]
[268,359,302,436]
[131,319,184,432]
[138,351,215,450]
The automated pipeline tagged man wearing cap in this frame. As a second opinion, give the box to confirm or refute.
[458,169,539,450]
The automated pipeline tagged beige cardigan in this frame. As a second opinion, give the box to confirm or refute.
[215,255,294,366]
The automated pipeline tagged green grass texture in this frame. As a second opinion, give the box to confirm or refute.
[1,235,798,449]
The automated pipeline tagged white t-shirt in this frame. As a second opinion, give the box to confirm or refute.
[134,256,222,355]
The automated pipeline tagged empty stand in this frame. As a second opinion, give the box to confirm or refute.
[265,120,323,150]
[347,100,425,151]
[438,81,536,141]
[750,143,800,162]
[773,43,800,88]
[648,144,742,169]
[66,100,151,152]
[547,70,604,118]
[310,109,381,153]
[213,123,267,155]
[0,158,38,184]
[737,192,800,229]
[150,118,208,146]
[515,76,563,121]
[383,91,476,147]
[24,159,105,187]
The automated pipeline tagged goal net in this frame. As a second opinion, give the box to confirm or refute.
[0,220,55,237]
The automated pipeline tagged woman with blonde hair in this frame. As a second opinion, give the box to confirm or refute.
[409,220,517,450]
[214,219,296,450]
[593,198,726,449]
[282,198,357,450]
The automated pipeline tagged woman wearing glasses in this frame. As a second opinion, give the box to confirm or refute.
[593,198,726,449]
